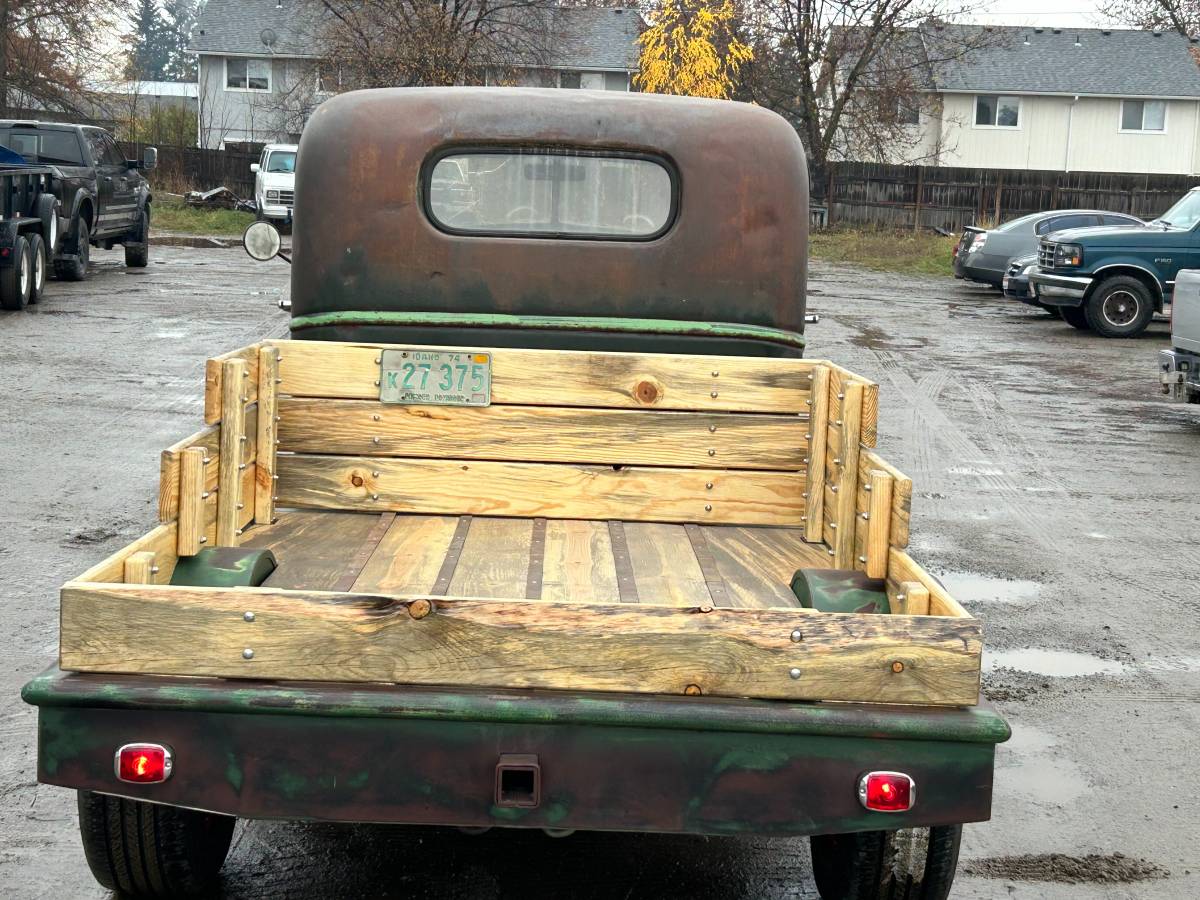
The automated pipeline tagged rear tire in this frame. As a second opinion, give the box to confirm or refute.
[77,790,235,898]
[1084,275,1154,338]
[0,235,32,310]
[811,825,962,900]
[125,207,150,268]
[27,233,47,304]
[1060,305,1090,330]
[55,219,90,282]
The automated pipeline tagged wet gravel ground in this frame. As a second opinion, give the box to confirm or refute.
[1,249,1198,899]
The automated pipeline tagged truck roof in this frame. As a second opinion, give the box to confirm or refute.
[289,87,809,354]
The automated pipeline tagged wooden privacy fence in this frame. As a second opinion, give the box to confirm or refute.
[815,161,1199,232]
[120,143,259,197]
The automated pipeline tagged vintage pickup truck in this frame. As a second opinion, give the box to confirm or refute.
[22,89,1008,900]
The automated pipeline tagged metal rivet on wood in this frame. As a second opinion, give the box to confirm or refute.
[789,668,802,679]
[243,611,255,622]
[607,521,639,604]
[242,648,254,660]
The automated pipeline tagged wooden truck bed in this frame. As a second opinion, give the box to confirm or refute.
[60,340,981,708]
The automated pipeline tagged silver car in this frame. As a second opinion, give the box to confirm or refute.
[953,209,1143,287]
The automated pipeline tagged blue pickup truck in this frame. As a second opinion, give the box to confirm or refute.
[1029,187,1200,337]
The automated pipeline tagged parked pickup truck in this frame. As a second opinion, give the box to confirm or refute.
[1161,268,1200,402]
[0,120,156,281]
[22,89,1009,900]
[1028,187,1200,337]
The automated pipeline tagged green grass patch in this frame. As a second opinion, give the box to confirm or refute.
[810,228,957,278]
[152,194,255,237]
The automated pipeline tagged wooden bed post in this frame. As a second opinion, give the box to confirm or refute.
[255,345,279,526]
[864,468,894,579]
[804,365,830,542]
[217,358,248,546]
[832,382,863,568]
[177,447,206,555]
[123,551,158,584]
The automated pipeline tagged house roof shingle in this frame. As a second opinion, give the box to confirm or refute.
[929,25,1200,98]
[189,1,643,71]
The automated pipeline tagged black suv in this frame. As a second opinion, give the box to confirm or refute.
[0,121,155,279]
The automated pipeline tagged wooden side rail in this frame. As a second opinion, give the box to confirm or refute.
[60,582,983,706]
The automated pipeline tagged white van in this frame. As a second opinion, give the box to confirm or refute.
[250,143,297,223]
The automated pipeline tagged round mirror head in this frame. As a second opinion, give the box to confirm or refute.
[243,221,282,261]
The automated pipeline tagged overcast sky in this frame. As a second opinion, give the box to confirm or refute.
[969,0,1115,28]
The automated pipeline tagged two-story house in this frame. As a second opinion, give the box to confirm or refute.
[189,0,643,150]
[861,25,1200,175]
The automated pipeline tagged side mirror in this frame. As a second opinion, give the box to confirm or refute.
[250,163,260,173]
[243,221,284,262]
[143,147,157,171]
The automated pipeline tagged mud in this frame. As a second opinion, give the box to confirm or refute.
[964,853,1170,884]
[1,254,1198,899]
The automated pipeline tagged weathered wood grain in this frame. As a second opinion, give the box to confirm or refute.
[277,398,807,471]
[276,455,806,526]
[177,447,206,556]
[240,511,387,591]
[623,523,709,606]
[703,526,811,609]
[825,363,878,449]
[887,548,971,619]
[204,344,260,425]
[76,523,179,586]
[255,346,279,525]
[268,340,814,413]
[217,358,247,546]
[541,520,618,604]
[896,581,931,617]
[833,382,864,568]
[60,583,983,706]
[447,517,534,598]
[858,450,912,550]
[804,365,830,542]
[123,551,157,585]
[351,515,460,595]
[864,469,894,579]
[158,410,258,523]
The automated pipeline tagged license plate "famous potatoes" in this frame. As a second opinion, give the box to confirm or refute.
[378,349,492,407]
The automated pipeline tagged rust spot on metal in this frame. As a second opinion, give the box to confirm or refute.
[409,599,433,620]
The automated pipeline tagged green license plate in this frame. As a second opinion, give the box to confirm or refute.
[378,349,492,406]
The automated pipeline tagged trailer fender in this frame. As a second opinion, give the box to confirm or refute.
[35,194,62,253]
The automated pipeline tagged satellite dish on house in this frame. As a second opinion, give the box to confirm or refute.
[260,28,278,50]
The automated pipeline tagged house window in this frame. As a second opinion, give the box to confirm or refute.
[559,71,582,89]
[897,100,920,126]
[226,58,271,92]
[975,95,1019,128]
[1121,99,1166,132]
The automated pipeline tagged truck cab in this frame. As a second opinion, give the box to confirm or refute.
[1029,187,1200,337]
[1160,268,1200,402]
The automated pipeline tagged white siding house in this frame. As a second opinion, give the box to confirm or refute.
[189,0,643,150]
[861,26,1200,175]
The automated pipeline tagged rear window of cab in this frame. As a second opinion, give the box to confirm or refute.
[424,148,677,240]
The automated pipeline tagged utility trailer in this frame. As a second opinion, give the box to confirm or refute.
[0,154,61,309]
[24,88,1008,900]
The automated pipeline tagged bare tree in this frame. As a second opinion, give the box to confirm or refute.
[740,4,995,186]
[1101,0,1199,36]
[0,0,121,115]
[316,0,557,88]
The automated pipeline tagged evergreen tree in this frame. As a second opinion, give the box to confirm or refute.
[162,0,201,80]
[128,0,172,80]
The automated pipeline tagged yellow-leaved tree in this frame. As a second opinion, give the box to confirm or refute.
[635,0,752,99]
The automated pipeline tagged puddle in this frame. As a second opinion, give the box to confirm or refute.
[985,648,1126,678]
[938,571,1040,604]
[996,725,1088,805]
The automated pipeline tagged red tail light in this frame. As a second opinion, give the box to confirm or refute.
[115,744,173,784]
[858,771,914,812]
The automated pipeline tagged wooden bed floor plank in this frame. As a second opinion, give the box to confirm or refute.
[541,520,618,604]
[448,517,534,599]
[352,514,461,595]
[241,511,384,591]
[623,523,709,607]
[702,526,813,609]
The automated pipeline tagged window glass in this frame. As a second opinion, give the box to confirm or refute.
[974,95,995,126]
[0,129,84,165]
[897,101,920,126]
[227,58,270,91]
[976,95,1019,127]
[428,151,674,238]
[560,71,581,89]
[266,151,296,173]
[101,134,126,167]
[997,212,1042,233]
[1101,215,1139,226]
[1047,214,1098,232]
[604,72,628,92]
[85,130,110,166]
[1123,99,1165,131]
